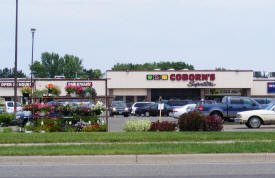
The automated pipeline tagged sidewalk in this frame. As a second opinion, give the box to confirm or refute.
[1,153,275,165]
[0,140,273,146]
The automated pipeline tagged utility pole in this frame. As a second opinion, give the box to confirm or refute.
[14,0,18,112]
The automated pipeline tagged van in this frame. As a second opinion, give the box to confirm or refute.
[4,101,23,113]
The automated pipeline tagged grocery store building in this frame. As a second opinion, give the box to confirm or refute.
[106,70,275,103]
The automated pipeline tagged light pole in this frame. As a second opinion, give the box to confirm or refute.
[14,0,18,112]
[30,28,36,103]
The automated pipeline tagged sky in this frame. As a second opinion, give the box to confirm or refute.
[1,0,275,76]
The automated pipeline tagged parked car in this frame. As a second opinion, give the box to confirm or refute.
[5,101,23,113]
[197,96,262,121]
[167,100,194,109]
[131,102,155,115]
[172,104,197,119]
[109,101,130,117]
[235,103,275,128]
[135,103,173,117]
[252,98,275,108]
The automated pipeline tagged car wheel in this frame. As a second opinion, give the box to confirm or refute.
[248,117,261,128]
[210,112,224,123]
[245,122,252,128]
[124,114,129,117]
[145,111,150,117]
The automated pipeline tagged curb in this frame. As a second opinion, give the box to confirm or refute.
[1,153,275,165]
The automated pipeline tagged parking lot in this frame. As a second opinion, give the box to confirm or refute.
[104,116,275,132]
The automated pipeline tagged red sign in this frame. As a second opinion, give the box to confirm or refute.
[170,74,215,81]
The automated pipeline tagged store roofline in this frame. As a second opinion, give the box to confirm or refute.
[106,70,254,72]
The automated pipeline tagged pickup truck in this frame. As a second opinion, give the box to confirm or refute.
[197,96,262,121]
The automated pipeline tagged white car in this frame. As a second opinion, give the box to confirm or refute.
[5,101,23,113]
[235,103,275,128]
[131,102,155,115]
[172,104,197,119]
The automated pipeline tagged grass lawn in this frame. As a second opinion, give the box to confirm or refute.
[0,142,275,155]
[1,132,275,143]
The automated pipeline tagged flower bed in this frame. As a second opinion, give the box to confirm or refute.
[25,116,106,133]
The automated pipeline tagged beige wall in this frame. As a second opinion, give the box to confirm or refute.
[107,70,253,89]
[252,80,275,97]
[0,87,23,97]
[113,89,147,96]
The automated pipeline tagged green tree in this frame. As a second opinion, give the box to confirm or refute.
[215,67,227,71]
[112,61,194,70]
[63,54,84,78]
[83,68,104,79]
[30,52,87,78]
[0,68,26,78]
[30,61,47,78]
[41,52,64,78]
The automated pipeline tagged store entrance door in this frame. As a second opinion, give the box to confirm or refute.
[151,89,200,101]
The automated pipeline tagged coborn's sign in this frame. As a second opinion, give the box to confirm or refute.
[170,74,215,81]
[147,74,215,81]
[146,73,216,87]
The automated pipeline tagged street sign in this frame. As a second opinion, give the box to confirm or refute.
[158,103,164,110]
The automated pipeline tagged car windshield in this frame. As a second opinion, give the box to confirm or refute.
[7,102,22,107]
[265,103,275,110]
[112,102,126,107]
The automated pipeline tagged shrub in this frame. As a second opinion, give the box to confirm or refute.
[150,120,177,131]
[178,111,223,131]
[205,115,223,131]
[178,111,206,131]
[24,122,34,131]
[41,118,62,132]
[123,119,151,132]
[99,124,107,132]
[0,113,14,126]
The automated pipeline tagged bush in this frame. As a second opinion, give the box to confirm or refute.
[150,121,177,131]
[205,115,223,131]
[178,111,223,131]
[41,118,62,132]
[0,113,14,126]
[178,111,206,131]
[99,124,107,132]
[123,119,151,132]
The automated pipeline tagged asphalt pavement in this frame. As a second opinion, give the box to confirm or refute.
[1,154,275,177]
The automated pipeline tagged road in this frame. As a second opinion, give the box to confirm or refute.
[105,115,275,132]
[1,156,275,178]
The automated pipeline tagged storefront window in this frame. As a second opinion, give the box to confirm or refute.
[126,96,134,105]
[114,96,123,101]
[137,96,146,102]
